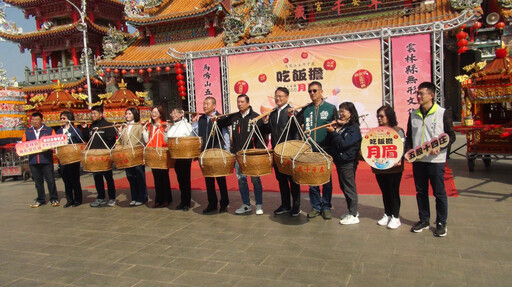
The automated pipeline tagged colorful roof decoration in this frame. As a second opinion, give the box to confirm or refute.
[102,79,148,108]
[21,77,103,94]
[30,81,87,112]
[126,0,229,25]
[2,0,123,8]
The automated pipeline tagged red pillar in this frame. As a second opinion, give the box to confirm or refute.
[51,52,59,69]
[71,47,79,66]
[88,12,94,22]
[72,11,78,23]
[116,20,121,30]
[42,51,47,69]
[96,46,101,57]
[149,35,155,45]
[31,53,37,70]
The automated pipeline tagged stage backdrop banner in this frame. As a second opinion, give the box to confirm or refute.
[391,34,432,130]
[193,57,223,113]
[227,39,383,133]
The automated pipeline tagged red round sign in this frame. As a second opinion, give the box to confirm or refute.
[352,69,373,89]
[283,58,289,64]
[323,59,336,71]
[234,80,249,95]
[301,52,308,59]
[258,74,267,83]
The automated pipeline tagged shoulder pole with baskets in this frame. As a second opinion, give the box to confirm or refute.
[236,121,273,176]
[81,128,113,172]
[199,121,236,177]
[56,120,86,165]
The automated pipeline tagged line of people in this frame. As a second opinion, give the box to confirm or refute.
[23,81,454,236]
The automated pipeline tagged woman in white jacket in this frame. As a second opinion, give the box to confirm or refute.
[167,108,193,211]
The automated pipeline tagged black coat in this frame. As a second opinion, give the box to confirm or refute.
[326,123,362,165]
[260,104,298,148]
[198,111,225,151]
[83,117,116,149]
[217,106,264,153]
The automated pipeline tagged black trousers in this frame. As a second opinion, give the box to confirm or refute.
[205,176,229,209]
[335,161,359,216]
[174,159,192,206]
[125,165,147,203]
[274,165,300,209]
[412,162,448,225]
[93,170,116,200]
[30,163,58,203]
[60,162,82,204]
[375,172,402,218]
[152,168,172,204]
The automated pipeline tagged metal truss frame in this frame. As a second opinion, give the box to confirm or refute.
[185,54,196,113]
[182,9,479,112]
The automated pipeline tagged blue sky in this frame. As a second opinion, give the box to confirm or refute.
[0,3,33,82]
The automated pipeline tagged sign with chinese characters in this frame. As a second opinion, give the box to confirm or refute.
[227,40,383,132]
[193,57,223,113]
[361,127,404,169]
[405,133,450,162]
[392,34,432,129]
[15,134,68,156]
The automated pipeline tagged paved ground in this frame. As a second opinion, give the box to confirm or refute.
[0,135,511,286]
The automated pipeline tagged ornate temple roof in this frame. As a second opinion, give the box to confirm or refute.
[126,0,229,25]
[103,79,145,108]
[2,0,123,8]
[21,77,103,94]
[34,81,86,112]
[0,17,130,43]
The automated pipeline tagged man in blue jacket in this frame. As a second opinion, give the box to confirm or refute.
[22,112,59,208]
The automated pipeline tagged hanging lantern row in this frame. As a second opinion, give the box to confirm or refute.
[175,62,186,100]
[101,65,186,77]
[456,29,469,54]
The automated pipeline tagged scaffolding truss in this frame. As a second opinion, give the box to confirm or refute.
[183,9,479,112]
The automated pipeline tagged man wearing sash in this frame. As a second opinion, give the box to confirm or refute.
[261,87,301,217]
[405,82,455,237]
[23,112,59,208]
[294,81,339,220]
[192,97,230,214]
[83,106,117,207]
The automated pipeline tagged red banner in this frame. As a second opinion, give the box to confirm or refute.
[16,134,68,156]
[194,57,223,113]
[392,34,431,129]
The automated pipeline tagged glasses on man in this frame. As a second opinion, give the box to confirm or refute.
[274,95,286,99]
[416,91,431,96]
[308,89,318,94]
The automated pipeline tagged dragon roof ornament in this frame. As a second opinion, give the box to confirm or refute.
[450,0,482,10]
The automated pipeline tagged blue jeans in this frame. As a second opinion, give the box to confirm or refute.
[30,163,58,203]
[309,177,333,211]
[125,165,147,203]
[412,162,448,225]
[235,161,262,205]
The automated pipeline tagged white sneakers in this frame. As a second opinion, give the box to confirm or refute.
[377,214,389,226]
[235,204,263,215]
[339,214,360,225]
[255,204,263,215]
[377,214,401,229]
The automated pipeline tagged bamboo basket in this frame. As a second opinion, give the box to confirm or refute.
[168,136,202,159]
[274,140,312,175]
[236,149,273,176]
[111,145,144,169]
[199,148,235,177]
[56,143,85,165]
[144,147,174,169]
[292,152,333,186]
[81,149,113,172]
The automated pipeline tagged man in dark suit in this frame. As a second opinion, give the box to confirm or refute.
[261,87,301,216]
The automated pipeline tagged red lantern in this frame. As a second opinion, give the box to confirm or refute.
[496,22,506,30]
[301,52,308,59]
[71,89,76,93]
[93,79,100,85]
[176,74,185,81]
[84,85,88,89]
[78,88,83,93]
[130,69,135,74]
[496,48,508,59]
[461,24,467,29]
[105,68,111,73]
[176,68,184,75]
[456,31,467,40]
[473,21,482,30]
[64,90,69,93]
[182,63,186,69]
[121,69,127,75]
[258,74,267,83]
[24,94,28,99]
[99,72,105,77]
[457,39,469,47]
[113,68,119,74]
[139,69,144,74]
[43,93,48,97]
[324,59,337,71]
[30,93,35,98]
[179,91,187,98]
[165,66,171,72]
[156,66,161,72]
[458,46,469,54]
[177,80,185,86]
[174,62,182,69]
[178,86,186,92]
[283,58,289,63]
[147,68,153,73]
[352,69,373,89]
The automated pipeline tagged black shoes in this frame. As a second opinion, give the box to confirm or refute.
[63,201,73,208]
[410,221,430,233]
[202,205,217,214]
[72,202,81,207]
[219,206,228,214]
[434,223,447,237]
[274,206,291,215]
[290,206,301,217]
[176,203,190,211]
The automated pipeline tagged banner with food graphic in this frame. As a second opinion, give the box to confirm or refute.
[227,39,383,134]
[361,126,404,169]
